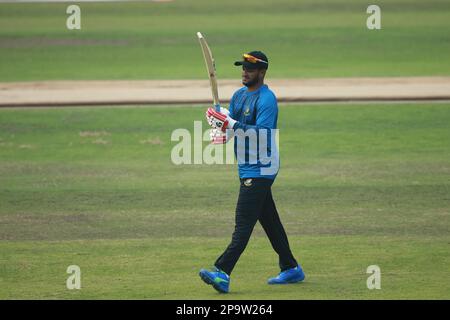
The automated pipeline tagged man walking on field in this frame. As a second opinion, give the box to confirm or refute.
[200,51,305,293]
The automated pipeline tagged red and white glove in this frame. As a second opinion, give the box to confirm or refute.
[209,128,234,144]
[205,107,237,132]
[209,128,235,144]
[209,128,227,144]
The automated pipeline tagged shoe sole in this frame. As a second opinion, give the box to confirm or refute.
[199,271,229,294]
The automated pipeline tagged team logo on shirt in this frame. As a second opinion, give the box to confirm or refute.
[244,107,250,116]
[243,179,253,187]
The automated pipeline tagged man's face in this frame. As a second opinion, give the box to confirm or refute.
[242,67,265,87]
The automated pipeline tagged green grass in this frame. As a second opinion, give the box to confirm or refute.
[0,0,450,81]
[1,236,448,299]
[0,103,449,299]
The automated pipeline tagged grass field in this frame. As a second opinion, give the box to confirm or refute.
[1,0,450,81]
[0,103,449,299]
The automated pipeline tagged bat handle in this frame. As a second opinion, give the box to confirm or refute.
[214,104,221,112]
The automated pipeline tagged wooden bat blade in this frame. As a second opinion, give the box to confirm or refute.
[197,32,220,110]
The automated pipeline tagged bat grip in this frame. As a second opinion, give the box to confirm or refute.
[214,104,221,112]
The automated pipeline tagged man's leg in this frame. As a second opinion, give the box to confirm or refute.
[214,178,271,275]
[259,189,298,271]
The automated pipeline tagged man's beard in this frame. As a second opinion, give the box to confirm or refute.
[243,77,258,87]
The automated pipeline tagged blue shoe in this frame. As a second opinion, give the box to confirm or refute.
[268,265,305,284]
[199,267,230,293]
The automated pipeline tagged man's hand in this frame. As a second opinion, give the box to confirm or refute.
[209,128,234,144]
[209,128,226,144]
[206,107,236,132]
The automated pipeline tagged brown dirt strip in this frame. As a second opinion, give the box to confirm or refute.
[1,77,449,107]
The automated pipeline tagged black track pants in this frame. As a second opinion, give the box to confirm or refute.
[214,178,298,275]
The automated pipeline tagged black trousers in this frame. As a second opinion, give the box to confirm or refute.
[215,178,298,275]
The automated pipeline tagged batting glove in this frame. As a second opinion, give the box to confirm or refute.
[219,107,230,117]
[209,128,227,144]
[209,128,234,144]
[206,107,237,132]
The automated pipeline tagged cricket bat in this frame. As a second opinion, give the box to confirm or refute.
[197,32,220,111]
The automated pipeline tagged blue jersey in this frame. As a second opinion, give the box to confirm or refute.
[229,84,279,180]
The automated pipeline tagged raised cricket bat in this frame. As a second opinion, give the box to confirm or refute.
[197,32,220,111]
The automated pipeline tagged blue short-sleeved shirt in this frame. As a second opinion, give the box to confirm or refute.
[229,84,279,180]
